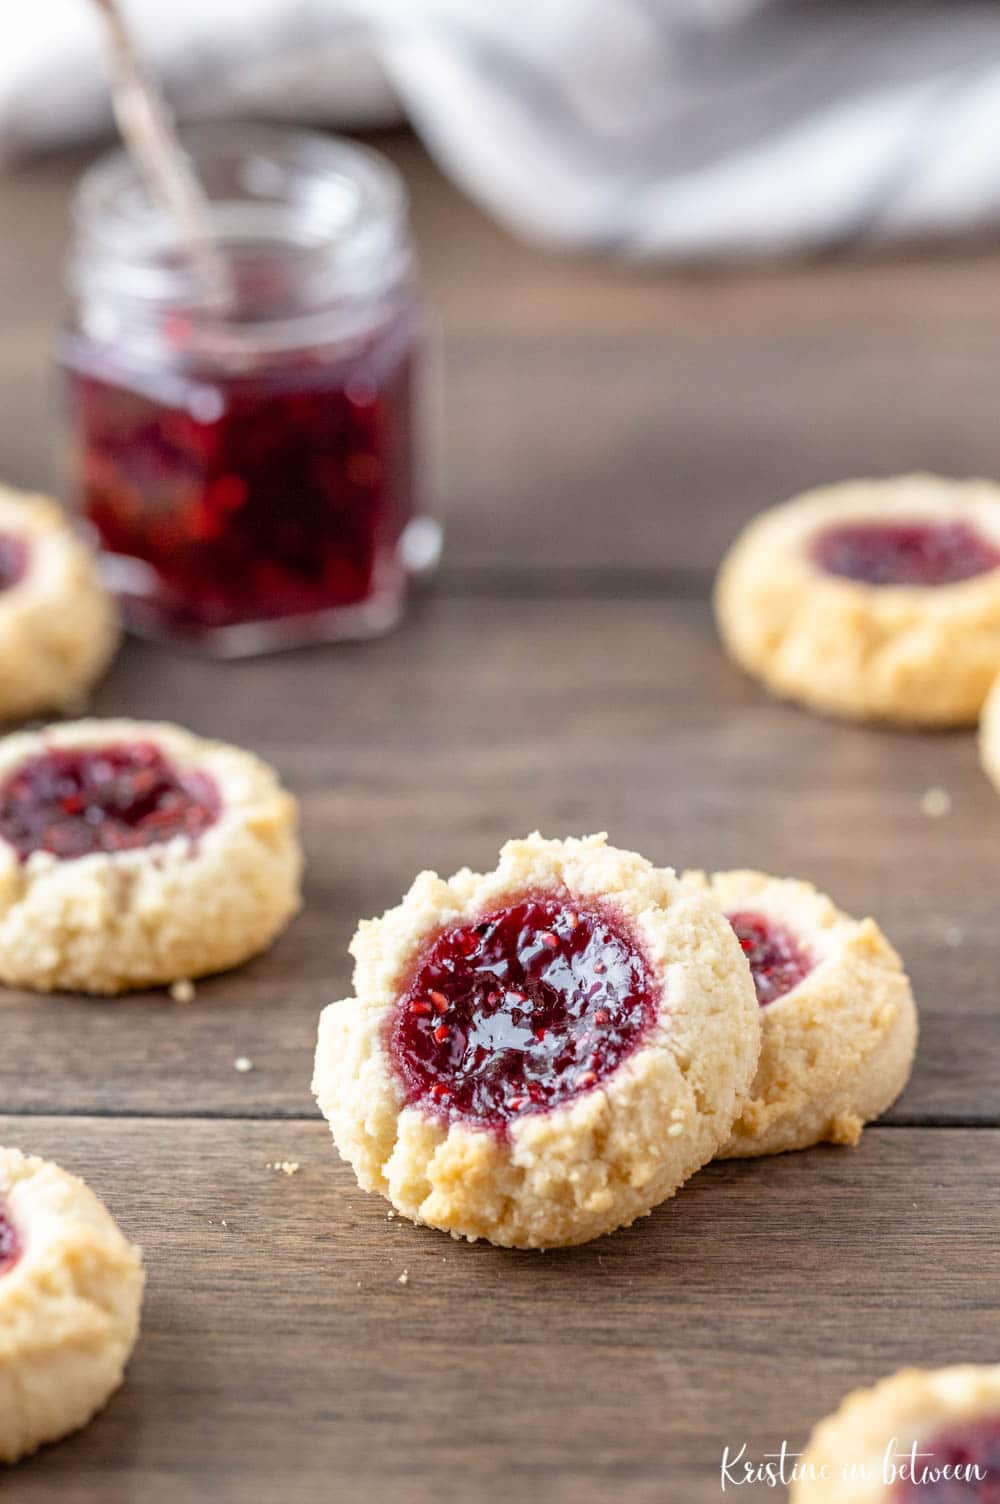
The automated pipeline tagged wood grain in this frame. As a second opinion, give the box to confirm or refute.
[2,1118,997,1504]
[1,599,996,1124]
[0,131,998,1502]
[7,142,1000,580]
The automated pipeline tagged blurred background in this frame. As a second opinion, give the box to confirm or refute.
[4,12,1000,1501]
[9,0,1000,258]
[5,0,1000,595]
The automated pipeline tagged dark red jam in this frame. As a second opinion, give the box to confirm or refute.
[812,521,1000,587]
[0,1204,20,1275]
[0,742,220,861]
[0,534,28,593]
[891,1415,1000,1502]
[389,897,658,1132]
[61,313,417,640]
[728,911,814,1007]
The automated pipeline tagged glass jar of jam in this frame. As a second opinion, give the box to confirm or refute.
[59,125,437,654]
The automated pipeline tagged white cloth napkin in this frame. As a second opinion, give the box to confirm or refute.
[6,0,1000,259]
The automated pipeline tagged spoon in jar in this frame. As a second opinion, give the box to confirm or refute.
[89,0,233,312]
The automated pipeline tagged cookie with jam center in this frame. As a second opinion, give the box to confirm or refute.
[0,1147,144,1464]
[715,475,1000,725]
[0,486,118,723]
[0,718,302,994]
[793,1365,1000,1503]
[684,869,917,1158]
[313,832,761,1249]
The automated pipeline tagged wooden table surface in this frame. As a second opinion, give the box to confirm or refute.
[2,132,1000,1504]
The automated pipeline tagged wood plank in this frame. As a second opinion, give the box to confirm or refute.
[0,131,995,1504]
[3,1118,997,1504]
[5,141,1000,579]
[440,331,1000,579]
[0,598,995,1123]
[9,135,1000,340]
[11,324,1000,582]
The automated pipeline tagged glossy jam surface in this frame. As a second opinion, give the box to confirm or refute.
[812,520,1000,587]
[0,1204,20,1275]
[0,742,220,861]
[62,312,418,639]
[0,534,28,593]
[892,1415,1000,1502]
[728,911,814,1007]
[389,897,658,1131]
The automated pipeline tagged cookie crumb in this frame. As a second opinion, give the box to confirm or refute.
[266,1160,300,1176]
[386,1210,395,1220]
[234,1056,254,1073]
[921,787,952,818]
[398,1270,410,1286]
[828,1111,864,1146]
[170,978,195,1002]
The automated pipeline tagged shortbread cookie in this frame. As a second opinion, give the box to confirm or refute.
[683,870,917,1157]
[0,487,118,722]
[0,1147,144,1464]
[793,1366,1000,1502]
[979,670,1000,796]
[0,718,302,993]
[715,475,1000,725]
[313,833,760,1249]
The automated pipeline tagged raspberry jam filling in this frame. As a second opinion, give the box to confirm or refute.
[891,1415,1000,1502]
[811,520,1000,587]
[389,896,658,1132]
[0,742,220,861]
[64,317,417,636]
[0,534,28,593]
[0,1205,19,1275]
[728,911,814,1007]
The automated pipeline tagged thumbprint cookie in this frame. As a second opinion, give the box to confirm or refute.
[978,669,1000,797]
[0,718,302,993]
[715,475,1000,725]
[313,833,760,1249]
[684,870,917,1157]
[793,1365,1000,1503]
[0,487,118,722]
[0,1147,144,1464]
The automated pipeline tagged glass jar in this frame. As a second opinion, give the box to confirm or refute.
[59,125,438,655]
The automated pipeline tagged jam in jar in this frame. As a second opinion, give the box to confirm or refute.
[60,126,437,654]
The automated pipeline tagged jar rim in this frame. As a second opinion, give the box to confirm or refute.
[70,122,411,315]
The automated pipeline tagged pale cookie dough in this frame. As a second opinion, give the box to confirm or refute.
[793,1365,1000,1503]
[0,718,302,994]
[715,475,1000,725]
[978,669,1000,796]
[0,487,118,722]
[683,870,917,1158]
[313,832,761,1249]
[0,1147,144,1464]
